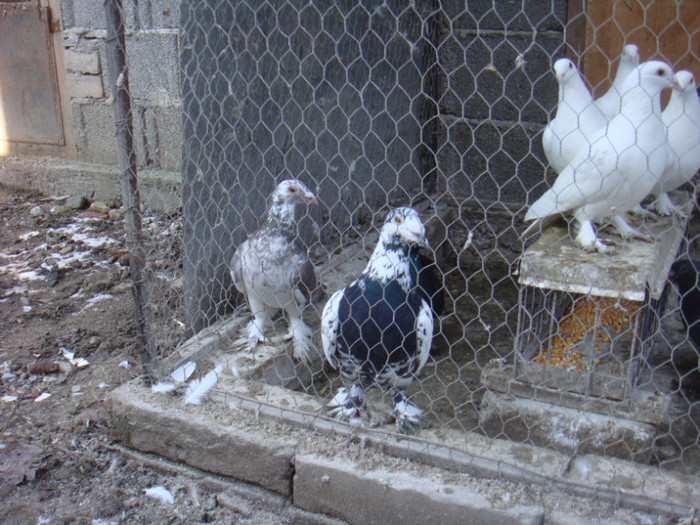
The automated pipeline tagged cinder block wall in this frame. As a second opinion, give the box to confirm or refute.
[180,0,567,335]
[59,0,182,170]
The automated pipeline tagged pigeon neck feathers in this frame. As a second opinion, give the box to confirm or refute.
[264,200,297,233]
[619,62,672,119]
[363,237,415,291]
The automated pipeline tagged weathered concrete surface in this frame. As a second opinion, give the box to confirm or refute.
[109,383,297,496]
[481,360,671,425]
[293,454,544,525]
[0,156,181,213]
[479,391,656,462]
[565,454,700,510]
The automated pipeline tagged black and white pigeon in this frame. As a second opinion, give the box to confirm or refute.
[230,179,318,364]
[321,207,444,433]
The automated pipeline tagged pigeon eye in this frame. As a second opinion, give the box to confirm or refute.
[656,68,665,76]
[288,186,297,193]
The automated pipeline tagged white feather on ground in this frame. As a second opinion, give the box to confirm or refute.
[650,70,700,215]
[525,61,676,253]
[542,58,607,174]
[594,44,641,120]
[151,382,176,393]
[151,360,198,394]
[184,365,223,405]
[143,486,174,504]
[170,360,196,383]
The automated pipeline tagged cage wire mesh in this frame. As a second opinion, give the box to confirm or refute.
[111,0,700,490]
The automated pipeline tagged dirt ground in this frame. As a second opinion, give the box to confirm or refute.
[0,185,305,525]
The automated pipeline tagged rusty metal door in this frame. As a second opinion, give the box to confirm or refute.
[0,1,64,145]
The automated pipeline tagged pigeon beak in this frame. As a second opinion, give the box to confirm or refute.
[305,194,318,205]
[406,227,430,249]
[672,79,683,91]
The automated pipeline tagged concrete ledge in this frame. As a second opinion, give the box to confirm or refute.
[0,156,181,212]
[109,384,296,496]
[293,454,544,525]
[479,390,655,462]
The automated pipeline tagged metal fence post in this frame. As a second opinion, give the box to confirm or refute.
[104,0,158,382]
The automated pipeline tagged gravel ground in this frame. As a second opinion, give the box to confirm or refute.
[0,185,314,524]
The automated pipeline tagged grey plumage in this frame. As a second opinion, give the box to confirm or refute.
[230,179,319,364]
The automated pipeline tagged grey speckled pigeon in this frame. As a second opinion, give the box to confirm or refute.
[230,179,318,364]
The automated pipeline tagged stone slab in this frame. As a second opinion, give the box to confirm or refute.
[519,190,692,301]
[479,390,655,462]
[65,50,101,74]
[481,359,671,425]
[68,74,105,99]
[109,383,297,496]
[565,454,700,513]
[293,454,544,525]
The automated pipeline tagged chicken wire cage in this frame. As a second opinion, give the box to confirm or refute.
[510,209,689,402]
[101,0,700,486]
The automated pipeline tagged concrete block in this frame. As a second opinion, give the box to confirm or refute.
[70,100,118,164]
[565,455,700,510]
[126,30,180,104]
[65,49,101,74]
[109,384,297,496]
[293,454,544,525]
[67,74,105,99]
[479,391,656,462]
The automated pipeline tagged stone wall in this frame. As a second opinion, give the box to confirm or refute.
[59,0,182,171]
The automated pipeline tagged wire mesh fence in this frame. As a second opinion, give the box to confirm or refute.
[111,0,700,494]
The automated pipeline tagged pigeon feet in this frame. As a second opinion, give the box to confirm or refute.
[287,317,315,364]
[610,215,652,243]
[575,221,615,254]
[328,385,368,422]
[246,319,270,349]
[391,396,426,434]
[653,193,686,218]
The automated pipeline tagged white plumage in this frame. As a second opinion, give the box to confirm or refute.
[525,61,676,253]
[542,58,607,175]
[184,364,222,405]
[649,71,700,215]
[594,44,641,120]
[230,180,319,364]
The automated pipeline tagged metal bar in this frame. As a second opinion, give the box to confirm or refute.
[104,0,158,383]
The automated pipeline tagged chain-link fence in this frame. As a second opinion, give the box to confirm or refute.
[110,0,700,499]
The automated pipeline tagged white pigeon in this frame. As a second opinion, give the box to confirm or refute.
[524,61,676,253]
[594,44,641,121]
[230,179,319,364]
[648,71,700,215]
[542,58,607,175]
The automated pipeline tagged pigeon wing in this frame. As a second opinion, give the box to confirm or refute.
[414,299,434,376]
[230,241,248,294]
[415,253,444,316]
[321,288,344,368]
